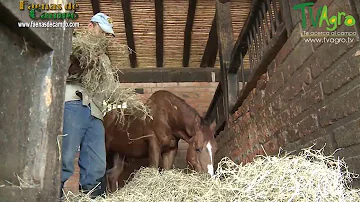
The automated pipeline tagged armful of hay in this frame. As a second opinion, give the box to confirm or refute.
[71,30,151,120]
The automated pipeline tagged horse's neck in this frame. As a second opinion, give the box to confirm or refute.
[175,105,198,139]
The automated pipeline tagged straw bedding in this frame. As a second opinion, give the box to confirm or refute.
[64,147,360,202]
[70,29,151,123]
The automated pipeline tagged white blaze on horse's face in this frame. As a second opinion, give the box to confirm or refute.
[206,141,214,176]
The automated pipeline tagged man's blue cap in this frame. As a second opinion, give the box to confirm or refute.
[90,12,115,36]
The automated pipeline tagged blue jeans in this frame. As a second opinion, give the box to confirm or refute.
[61,100,106,191]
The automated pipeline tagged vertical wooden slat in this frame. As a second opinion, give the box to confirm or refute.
[262,2,271,43]
[247,35,253,69]
[240,53,245,87]
[258,10,264,59]
[155,0,164,68]
[121,0,137,68]
[272,0,280,29]
[251,26,258,68]
[267,0,275,37]
[248,30,254,71]
[200,16,218,68]
[183,0,197,67]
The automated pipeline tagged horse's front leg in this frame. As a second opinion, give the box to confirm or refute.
[106,154,125,193]
[161,146,178,170]
[148,135,161,168]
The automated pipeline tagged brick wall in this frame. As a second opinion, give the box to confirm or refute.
[216,0,360,187]
[63,82,218,192]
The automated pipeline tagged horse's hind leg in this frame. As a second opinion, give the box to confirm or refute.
[106,154,125,193]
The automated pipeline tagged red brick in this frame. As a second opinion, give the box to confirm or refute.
[310,34,356,78]
[267,60,277,78]
[254,90,265,110]
[334,117,360,148]
[271,94,284,111]
[263,138,281,156]
[296,113,319,137]
[178,82,200,87]
[279,109,291,129]
[286,125,301,143]
[257,123,270,144]
[282,41,313,79]
[290,83,323,119]
[119,83,136,87]
[265,71,284,100]
[134,83,157,88]
[156,82,178,87]
[256,74,268,90]
[275,41,292,66]
[198,82,214,87]
[322,49,360,95]
[283,68,312,101]
[319,86,360,127]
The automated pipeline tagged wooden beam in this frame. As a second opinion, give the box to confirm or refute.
[121,0,137,68]
[216,0,236,121]
[90,0,100,15]
[200,16,218,68]
[116,68,250,83]
[183,0,197,67]
[155,0,164,67]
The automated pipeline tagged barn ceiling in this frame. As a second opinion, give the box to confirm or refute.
[74,0,252,69]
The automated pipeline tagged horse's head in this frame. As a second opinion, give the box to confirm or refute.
[186,116,217,176]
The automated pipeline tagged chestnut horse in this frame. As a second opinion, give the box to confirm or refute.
[104,90,217,192]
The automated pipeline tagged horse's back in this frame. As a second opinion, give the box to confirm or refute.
[104,110,150,158]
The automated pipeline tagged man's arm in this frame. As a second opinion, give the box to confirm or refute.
[91,53,113,112]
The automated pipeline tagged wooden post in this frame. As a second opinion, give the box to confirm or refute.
[215,0,237,121]
[90,0,100,15]
[183,0,197,67]
[200,16,218,68]
[155,0,164,68]
[279,0,294,37]
[121,0,138,68]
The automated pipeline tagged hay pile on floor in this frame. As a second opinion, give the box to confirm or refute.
[65,147,360,202]
[70,29,151,122]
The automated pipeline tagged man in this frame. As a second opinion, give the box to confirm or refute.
[60,12,115,199]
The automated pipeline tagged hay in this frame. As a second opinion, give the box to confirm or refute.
[70,29,151,123]
[64,147,360,202]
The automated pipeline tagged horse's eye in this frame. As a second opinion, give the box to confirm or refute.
[196,148,201,153]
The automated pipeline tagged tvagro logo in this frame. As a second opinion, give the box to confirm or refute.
[293,2,356,31]
[19,1,79,20]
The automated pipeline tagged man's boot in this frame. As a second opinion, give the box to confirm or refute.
[59,182,64,201]
[79,179,106,199]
